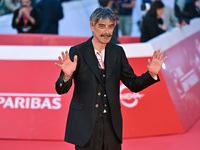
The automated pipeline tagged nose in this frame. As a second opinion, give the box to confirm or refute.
[104,27,110,34]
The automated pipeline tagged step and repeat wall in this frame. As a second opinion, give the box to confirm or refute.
[0,19,200,141]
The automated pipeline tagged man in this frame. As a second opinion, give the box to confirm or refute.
[118,0,135,35]
[55,7,167,150]
[34,0,63,34]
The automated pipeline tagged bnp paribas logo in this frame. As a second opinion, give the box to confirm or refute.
[120,84,144,108]
[0,93,62,109]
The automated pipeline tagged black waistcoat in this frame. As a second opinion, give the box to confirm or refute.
[97,68,111,119]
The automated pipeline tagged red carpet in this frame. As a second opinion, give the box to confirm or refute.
[122,118,200,150]
[0,118,199,150]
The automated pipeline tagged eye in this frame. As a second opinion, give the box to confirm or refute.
[98,24,105,28]
[109,24,115,29]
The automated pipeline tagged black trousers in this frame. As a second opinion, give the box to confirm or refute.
[75,113,121,150]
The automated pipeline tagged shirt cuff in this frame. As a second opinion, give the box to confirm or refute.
[152,75,158,80]
[63,76,71,83]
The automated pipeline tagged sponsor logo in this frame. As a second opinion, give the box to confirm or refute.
[170,68,199,99]
[0,93,61,109]
[120,84,144,108]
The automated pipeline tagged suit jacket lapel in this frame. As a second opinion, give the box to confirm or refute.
[83,37,101,83]
[82,38,117,83]
[105,43,117,83]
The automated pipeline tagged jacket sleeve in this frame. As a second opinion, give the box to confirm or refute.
[12,9,19,28]
[120,48,160,92]
[55,70,73,95]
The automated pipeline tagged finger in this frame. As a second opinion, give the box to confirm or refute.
[73,55,78,63]
[58,56,63,64]
[152,50,157,59]
[65,50,70,60]
[55,62,62,68]
[61,51,66,61]
[159,51,164,61]
[161,56,167,64]
[147,59,151,67]
[156,49,161,59]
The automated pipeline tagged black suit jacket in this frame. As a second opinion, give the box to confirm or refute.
[55,37,159,146]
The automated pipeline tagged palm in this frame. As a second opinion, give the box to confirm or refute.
[55,51,77,78]
[147,49,167,77]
